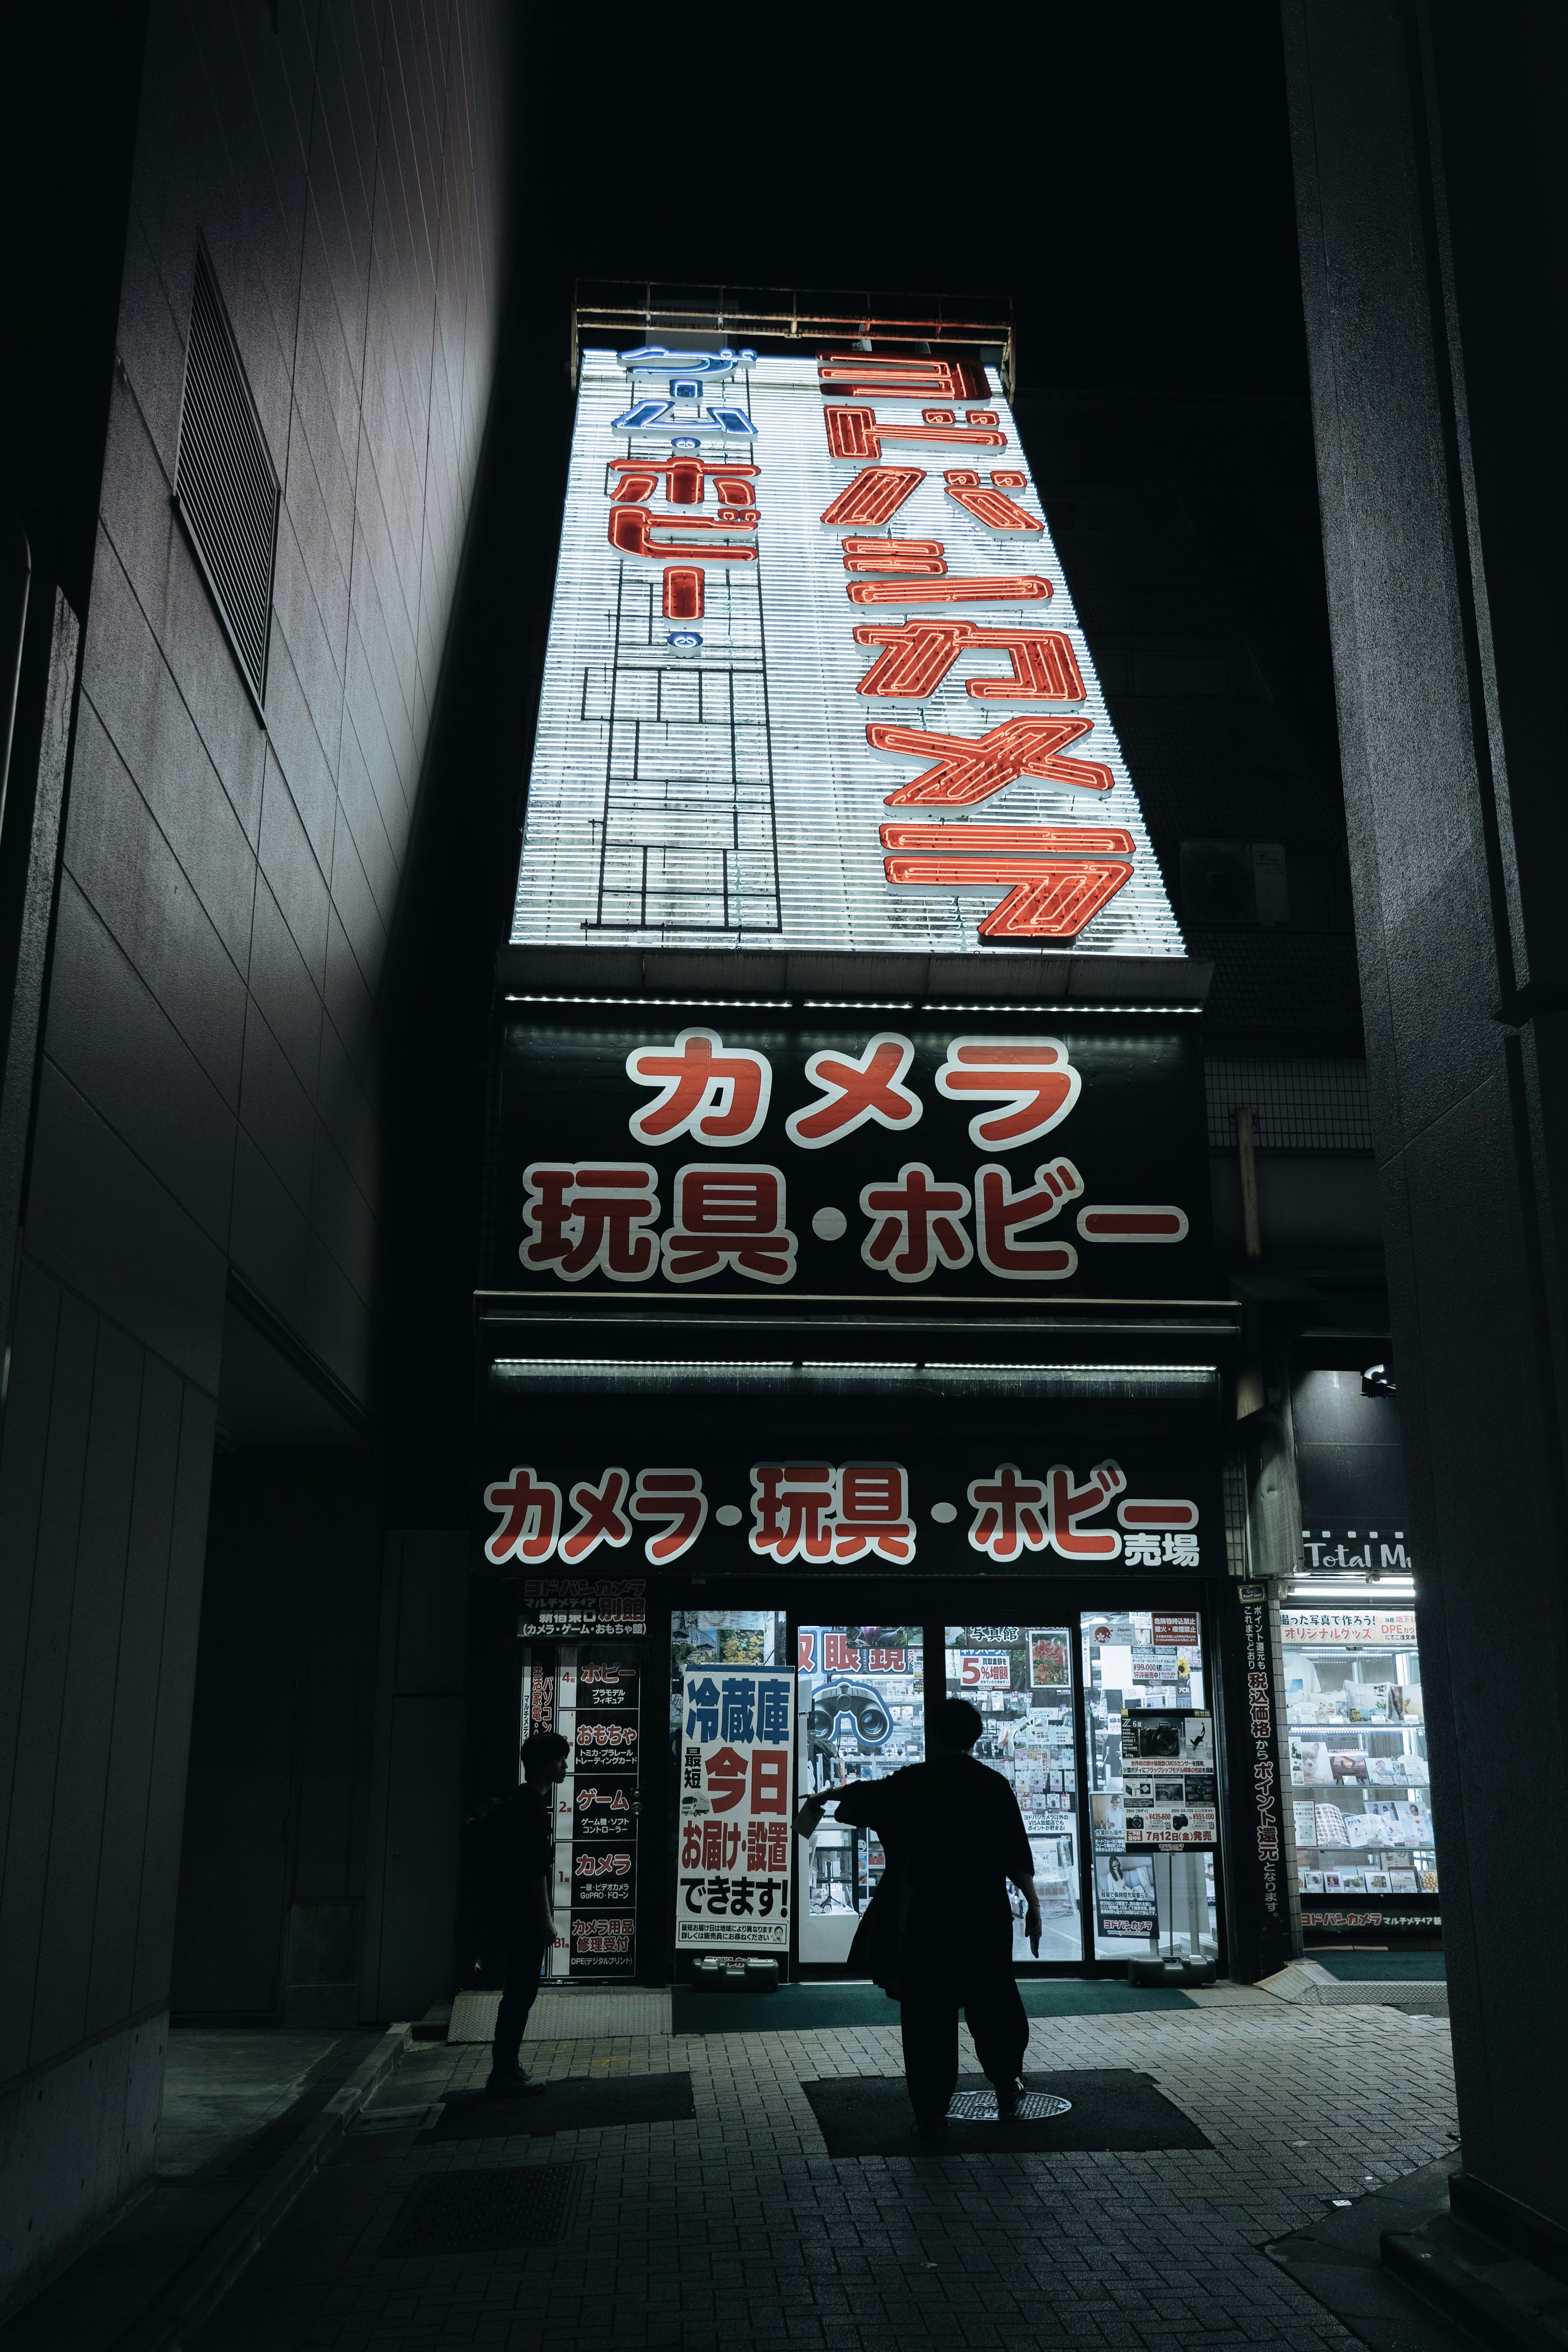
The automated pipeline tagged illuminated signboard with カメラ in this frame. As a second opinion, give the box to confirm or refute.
[511,347,1186,961]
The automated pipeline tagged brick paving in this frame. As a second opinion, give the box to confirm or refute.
[192,2001,1458,2351]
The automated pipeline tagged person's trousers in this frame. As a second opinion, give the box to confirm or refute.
[492,1923,552,2071]
[899,1964,1029,2123]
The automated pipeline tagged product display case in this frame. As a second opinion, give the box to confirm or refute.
[1280,1605,1439,1937]
[1080,1607,1217,1962]
[944,1625,1085,1964]
[796,1625,924,1964]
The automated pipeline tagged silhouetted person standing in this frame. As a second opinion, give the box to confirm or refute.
[480,1728,569,2096]
[795,1696,1041,2138]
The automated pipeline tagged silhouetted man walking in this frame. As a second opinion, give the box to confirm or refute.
[480,1728,569,2096]
[795,1696,1040,2139]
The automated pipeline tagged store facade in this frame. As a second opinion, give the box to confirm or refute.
[473,314,1295,1987]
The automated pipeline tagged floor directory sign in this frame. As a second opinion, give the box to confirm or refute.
[676,1666,796,1949]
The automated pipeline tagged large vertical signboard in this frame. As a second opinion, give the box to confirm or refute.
[675,1667,796,1949]
[531,1640,643,1980]
[511,347,1186,961]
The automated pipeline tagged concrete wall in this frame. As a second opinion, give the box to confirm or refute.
[0,0,508,2304]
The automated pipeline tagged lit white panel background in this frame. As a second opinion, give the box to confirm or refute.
[513,351,1185,960]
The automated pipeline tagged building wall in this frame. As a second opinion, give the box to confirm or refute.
[0,0,508,2306]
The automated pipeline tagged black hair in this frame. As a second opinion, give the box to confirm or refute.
[931,1696,984,1751]
[520,1729,570,1779]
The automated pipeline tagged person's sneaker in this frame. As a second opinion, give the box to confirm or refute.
[993,2078,1025,2118]
[912,2115,950,2142]
[485,2065,545,2099]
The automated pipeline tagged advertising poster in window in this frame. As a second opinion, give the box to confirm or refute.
[550,1651,642,1979]
[676,1667,796,1949]
[1120,1709,1217,1850]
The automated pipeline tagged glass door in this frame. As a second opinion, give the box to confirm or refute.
[1080,1606,1217,1963]
[796,1624,924,1964]
[942,1622,1085,1964]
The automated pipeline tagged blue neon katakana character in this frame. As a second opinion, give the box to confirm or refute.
[611,345,758,436]
[686,1675,720,1740]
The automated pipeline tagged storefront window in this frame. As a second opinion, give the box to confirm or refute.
[796,1625,924,1964]
[1080,1608,1216,1963]
[1281,1604,1436,1928]
[942,1625,1084,1963]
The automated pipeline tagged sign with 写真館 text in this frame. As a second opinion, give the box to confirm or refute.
[513,349,1185,960]
[677,1668,796,1949]
[495,1011,1208,1301]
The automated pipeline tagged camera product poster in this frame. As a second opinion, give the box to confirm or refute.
[1120,1710,1217,1849]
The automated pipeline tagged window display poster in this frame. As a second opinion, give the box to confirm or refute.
[1120,1708,1218,1850]
[556,1653,643,1978]
[1091,1792,1126,1854]
[676,1668,796,1948]
[1096,1853,1156,1940]
[1031,1633,1071,1690]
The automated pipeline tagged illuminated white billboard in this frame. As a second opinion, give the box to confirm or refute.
[512,347,1184,962]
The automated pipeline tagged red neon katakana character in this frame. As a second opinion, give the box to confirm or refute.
[869,716,1114,808]
[559,1468,633,1563]
[607,504,757,561]
[846,570,1051,610]
[858,1163,972,1283]
[967,1464,1048,1562]
[751,1750,790,1815]
[606,454,760,508]
[784,1032,922,1149]
[706,1745,749,1813]
[825,406,1007,461]
[626,1028,771,1146]
[841,536,948,576]
[975,1160,1083,1280]
[522,1163,659,1281]
[820,466,926,527]
[935,1037,1081,1147]
[483,1466,563,1564]
[943,469,1044,534]
[749,1464,835,1562]
[662,1165,796,1285]
[834,1464,915,1561]
[630,1468,708,1563]
[817,353,990,400]
[1047,1459,1126,1559]
[878,824,1134,940]
[852,617,1086,701]
[1077,1205,1190,1242]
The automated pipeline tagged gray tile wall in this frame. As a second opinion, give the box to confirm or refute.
[0,0,506,2144]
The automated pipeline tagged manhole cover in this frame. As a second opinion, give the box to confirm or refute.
[382,2163,579,2257]
[947,2090,1073,2122]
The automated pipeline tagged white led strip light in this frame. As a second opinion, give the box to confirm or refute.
[514,351,1185,961]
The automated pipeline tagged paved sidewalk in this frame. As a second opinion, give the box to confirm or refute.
[192,2003,1459,2352]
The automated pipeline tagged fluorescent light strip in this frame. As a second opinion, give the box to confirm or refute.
[494,1358,795,1370]
[507,993,1204,1016]
[923,1361,1216,1375]
[506,993,794,1009]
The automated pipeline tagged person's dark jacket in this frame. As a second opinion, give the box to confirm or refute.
[466,1782,553,1932]
[831,1753,1033,1994]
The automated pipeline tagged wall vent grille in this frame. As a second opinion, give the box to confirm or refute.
[175,245,278,707]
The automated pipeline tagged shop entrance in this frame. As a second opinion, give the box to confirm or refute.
[670,1579,1223,1981]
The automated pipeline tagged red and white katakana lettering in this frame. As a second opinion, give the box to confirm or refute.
[943,469,1044,534]
[662,1165,796,1284]
[967,1464,1048,1561]
[817,353,990,400]
[859,1163,972,1283]
[785,1032,922,1149]
[846,567,1051,610]
[934,1037,1081,1147]
[483,1466,563,1564]
[852,618,1086,701]
[820,467,926,527]
[629,1468,707,1564]
[869,716,1114,808]
[607,505,757,557]
[975,1160,1083,1279]
[834,1464,915,1561]
[626,1029,772,1146]
[880,825,1134,939]
[750,1464,836,1562]
[841,536,949,575]
[826,406,1008,461]
[1076,1205,1190,1242]
[1118,1496,1199,1530]
[1047,1460,1126,1559]
[522,1163,659,1281]
[606,454,759,508]
[559,1468,633,1563]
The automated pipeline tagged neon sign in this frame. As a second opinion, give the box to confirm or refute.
[512,348,1184,958]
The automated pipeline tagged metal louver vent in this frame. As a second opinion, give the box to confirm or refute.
[175,245,279,707]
